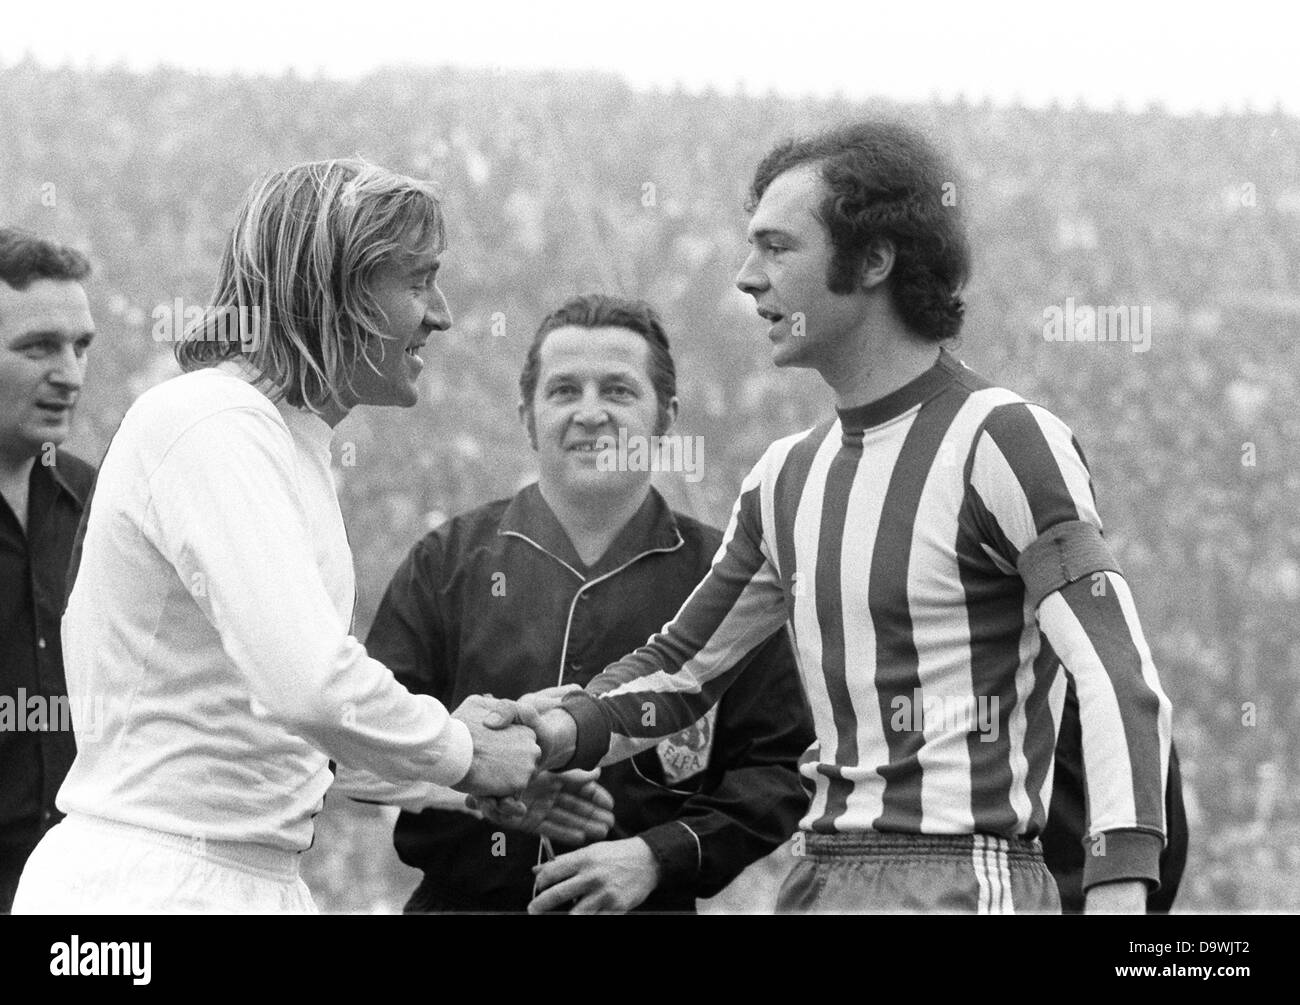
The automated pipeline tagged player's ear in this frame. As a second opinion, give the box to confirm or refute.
[658,396,679,436]
[859,238,896,292]
[518,398,538,450]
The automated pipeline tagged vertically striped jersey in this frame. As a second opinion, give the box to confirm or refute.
[564,351,1171,889]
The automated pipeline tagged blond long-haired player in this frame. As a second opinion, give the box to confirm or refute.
[13,160,539,914]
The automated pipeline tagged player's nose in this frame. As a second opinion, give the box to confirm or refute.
[424,285,452,332]
[735,249,767,296]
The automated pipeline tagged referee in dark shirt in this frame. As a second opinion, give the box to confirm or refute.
[0,228,97,912]
[367,294,814,913]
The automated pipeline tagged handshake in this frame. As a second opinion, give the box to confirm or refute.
[448,687,611,845]
[450,687,667,913]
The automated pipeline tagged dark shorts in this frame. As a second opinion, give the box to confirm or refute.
[777,832,1061,914]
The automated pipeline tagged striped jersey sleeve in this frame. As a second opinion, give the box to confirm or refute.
[965,402,1117,597]
[967,402,1172,889]
[563,436,798,769]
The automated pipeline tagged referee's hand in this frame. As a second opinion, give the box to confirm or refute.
[469,769,615,845]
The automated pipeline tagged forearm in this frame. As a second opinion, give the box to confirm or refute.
[1038,572,1171,890]
[560,474,790,769]
[558,650,759,770]
[258,636,474,790]
[560,593,789,771]
[329,767,472,813]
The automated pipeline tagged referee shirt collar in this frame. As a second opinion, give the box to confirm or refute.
[836,348,963,433]
[40,449,88,508]
[499,482,683,579]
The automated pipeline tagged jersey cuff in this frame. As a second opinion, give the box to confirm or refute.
[1017,520,1123,610]
[559,692,612,770]
[638,821,701,889]
[1080,828,1163,893]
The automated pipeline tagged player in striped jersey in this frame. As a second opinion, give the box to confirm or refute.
[523,121,1172,914]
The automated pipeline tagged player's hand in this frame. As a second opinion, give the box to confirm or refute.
[468,769,615,845]
[517,684,582,718]
[1084,879,1147,914]
[450,694,539,796]
[517,700,579,771]
[527,837,662,915]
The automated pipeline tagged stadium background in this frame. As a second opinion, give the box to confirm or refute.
[2,59,1296,911]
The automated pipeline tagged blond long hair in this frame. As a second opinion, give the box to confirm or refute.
[176,159,445,413]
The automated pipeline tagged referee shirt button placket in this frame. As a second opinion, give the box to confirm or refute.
[567,593,584,680]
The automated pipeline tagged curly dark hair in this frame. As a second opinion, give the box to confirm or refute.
[748,121,969,342]
[519,293,677,434]
[0,227,91,290]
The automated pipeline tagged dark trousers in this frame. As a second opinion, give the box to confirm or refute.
[0,836,41,914]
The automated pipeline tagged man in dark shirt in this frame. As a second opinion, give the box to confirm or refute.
[367,293,814,913]
[0,228,97,912]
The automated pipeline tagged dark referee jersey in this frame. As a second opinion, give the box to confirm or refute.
[366,483,814,913]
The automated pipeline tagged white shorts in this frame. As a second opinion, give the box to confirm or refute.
[11,814,316,914]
